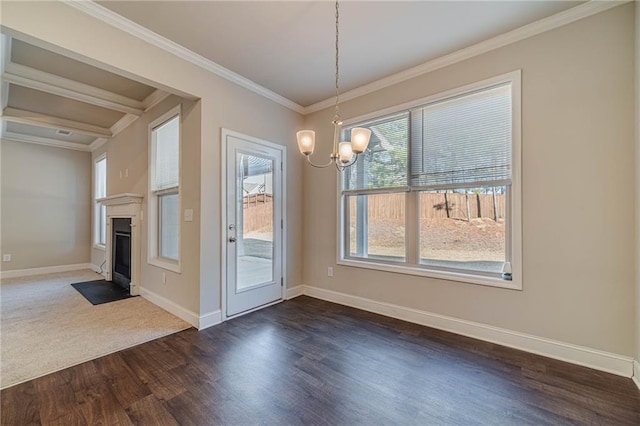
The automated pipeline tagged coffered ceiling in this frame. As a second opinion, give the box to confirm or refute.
[0,36,170,152]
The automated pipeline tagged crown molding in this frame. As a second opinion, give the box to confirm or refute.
[2,131,92,152]
[64,0,627,116]
[63,0,306,115]
[303,0,631,114]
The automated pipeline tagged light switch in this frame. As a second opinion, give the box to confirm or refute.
[184,209,193,222]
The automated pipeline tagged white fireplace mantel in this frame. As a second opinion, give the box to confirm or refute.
[98,193,144,206]
[99,193,143,296]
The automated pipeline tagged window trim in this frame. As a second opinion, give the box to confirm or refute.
[93,153,107,251]
[337,70,522,290]
[147,105,182,273]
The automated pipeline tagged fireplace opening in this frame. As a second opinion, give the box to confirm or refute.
[112,218,131,291]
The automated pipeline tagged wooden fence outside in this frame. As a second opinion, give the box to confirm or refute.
[243,191,506,234]
[243,194,273,233]
[351,192,506,221]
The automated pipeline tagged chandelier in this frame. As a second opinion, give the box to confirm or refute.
[296,0,371,171]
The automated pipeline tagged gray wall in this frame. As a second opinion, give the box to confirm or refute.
[302,4,635,356]
[1,139,91,270]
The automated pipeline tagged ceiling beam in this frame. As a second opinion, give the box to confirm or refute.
[1,107,112,138]
[143,89,171,112]
[0,35,11,111]
[2,62,144,115]
[2,130,92,152]
[89,137,108,151]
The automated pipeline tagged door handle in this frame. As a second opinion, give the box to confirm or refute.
[228,237,237,243]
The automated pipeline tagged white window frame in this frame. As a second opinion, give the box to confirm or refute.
[338,71,522,290]
[148,105,181,273]
[93,153,107,250]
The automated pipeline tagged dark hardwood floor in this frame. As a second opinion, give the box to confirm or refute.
[2,296,639,425]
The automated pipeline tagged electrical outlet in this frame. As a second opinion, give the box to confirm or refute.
[162,272,166,284]
[327,267,333,277]
[3,254,11,262]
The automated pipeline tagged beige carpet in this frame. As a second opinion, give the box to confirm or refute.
[1,269,191,389]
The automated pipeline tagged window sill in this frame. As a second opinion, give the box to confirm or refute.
[148,257,181,273]
[337,258,522,290]
[93,244,106,252]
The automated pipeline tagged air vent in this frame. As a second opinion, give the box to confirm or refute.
[56,129,72,136]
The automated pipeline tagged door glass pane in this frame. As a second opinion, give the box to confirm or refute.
[236,153,274,290]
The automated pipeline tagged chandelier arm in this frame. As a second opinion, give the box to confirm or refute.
[306,155,335,169]
[334,153,359,172]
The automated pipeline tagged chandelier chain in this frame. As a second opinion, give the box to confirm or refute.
[334,0,340,120]
[296,0,370,171]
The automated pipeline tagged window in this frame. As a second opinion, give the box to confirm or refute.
[149,106,181,271]
[340,72,521,289]
[94,154,107,248]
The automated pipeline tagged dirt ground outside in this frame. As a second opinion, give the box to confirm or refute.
[349,217,505,263]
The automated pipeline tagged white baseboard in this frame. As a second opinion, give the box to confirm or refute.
[198,310,222,331]
[0,263,93,280]
[633,360,640,390]
[140,287,199,328]
[302,285,634,378]
[286,285,304,299]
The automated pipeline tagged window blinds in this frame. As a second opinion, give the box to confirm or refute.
[342,112,409,192]
[410,83,512,188]
[152,116,180,191]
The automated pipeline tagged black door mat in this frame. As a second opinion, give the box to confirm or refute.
[71,279,134,305]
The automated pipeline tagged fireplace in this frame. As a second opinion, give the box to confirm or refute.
[97,193,143,296]
[112,218,131,290]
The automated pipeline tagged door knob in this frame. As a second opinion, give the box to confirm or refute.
[229,237,237,243]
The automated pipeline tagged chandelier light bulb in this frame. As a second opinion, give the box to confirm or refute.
[338,142,354,163]
[350,127,371,154]
[296,130,315,156]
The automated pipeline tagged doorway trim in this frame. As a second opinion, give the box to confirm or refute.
[220,128,287,321]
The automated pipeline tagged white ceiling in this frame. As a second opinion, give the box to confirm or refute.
[1,0,596,151]
[98,0,584,107]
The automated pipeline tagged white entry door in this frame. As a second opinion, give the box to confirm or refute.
[224,131,284,317]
